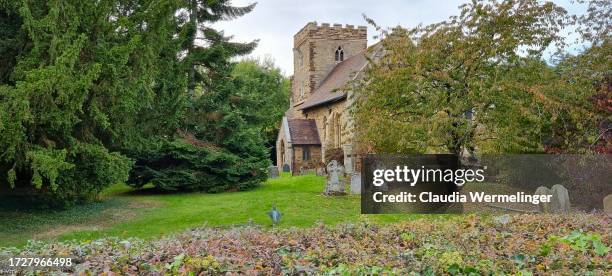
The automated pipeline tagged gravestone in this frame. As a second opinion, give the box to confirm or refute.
[268,166,279,178]
[604,194,612,215]
[282,164,290,172]
[343,144,353,174]
[550,184,570,213]
[534,186,553,213]
[350,172,361,194]
[324,160,345,195]
[316,167,326,176]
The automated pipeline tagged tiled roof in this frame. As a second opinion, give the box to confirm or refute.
[287,119,321,145]
[299,52,368,110]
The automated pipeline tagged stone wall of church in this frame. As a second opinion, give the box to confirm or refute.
[280,21,367,174]
[292,145,322,175]
[302,100,351,163]
[276,121,292,170]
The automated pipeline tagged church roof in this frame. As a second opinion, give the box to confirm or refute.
[287,119,321,145]
[299,52,368,110]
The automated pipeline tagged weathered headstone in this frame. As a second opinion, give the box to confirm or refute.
[343,144,353,174]
[534,186,552,213]
[350,172,361,194]
[550,184,570,213]
[316,167,326,176]
[282,164,290,172]
[324,160,345,195]
[603,194,612,215]
[268,166,279,178]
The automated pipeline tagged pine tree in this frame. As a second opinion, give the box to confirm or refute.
[127,1,271,192]
[179,0,257,99]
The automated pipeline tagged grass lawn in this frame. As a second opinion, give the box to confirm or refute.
[0,173,421,247]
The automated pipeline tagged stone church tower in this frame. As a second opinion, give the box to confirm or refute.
[277,22,370,174]
[289,22,367,116]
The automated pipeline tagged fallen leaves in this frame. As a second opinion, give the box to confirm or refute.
[1,213,609,274]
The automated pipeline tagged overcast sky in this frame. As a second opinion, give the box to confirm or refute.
[214,0,587,75]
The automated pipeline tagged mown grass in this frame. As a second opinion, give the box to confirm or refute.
[0,173,420,247]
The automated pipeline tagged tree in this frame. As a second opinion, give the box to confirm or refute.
[126,1,271,192]
[353,0,600,156]
[0,0,186,206]
[127,57,273,192]
[123,0,260,145]
[179,0,257,99]
[0,0,26,85]
[0,0,266,205]
[230,58,290,161]
[551,0,611,153]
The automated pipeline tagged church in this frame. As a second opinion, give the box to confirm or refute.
[276,22,379,174]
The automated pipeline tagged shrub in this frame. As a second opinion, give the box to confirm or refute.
[53,144,133,205]
[1,144,132,208]
[127,137,268,192]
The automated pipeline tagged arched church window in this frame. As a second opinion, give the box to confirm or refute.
[335,46,344,62]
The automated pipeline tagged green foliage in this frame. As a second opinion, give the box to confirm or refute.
[5,144,132,207]
[131,57,273,192]
[1,0,268,204]
[354,0,602,155]
[552,0,611,153]
[122,0,270,193]
[549,231,610,256]
[127,138,267,192]
[54,144,133,205]
[230,58,290,151]
[25,147,73,190]
[165,253,185,273]
[0,0,178,206]
[0,0,26,84]
[179,0,257,98]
